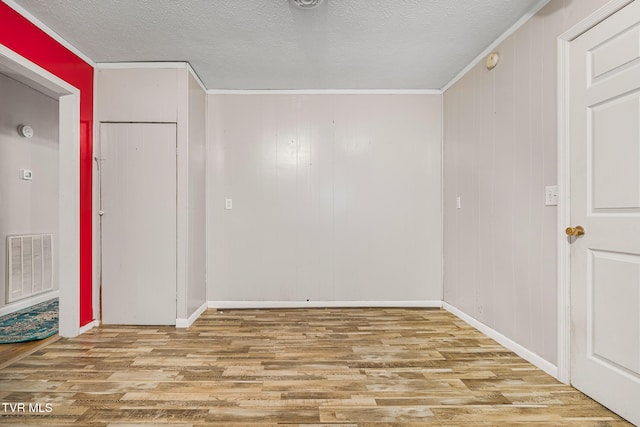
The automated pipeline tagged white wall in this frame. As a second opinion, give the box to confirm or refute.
[96,68,181,123]
[187,72,207,315]
[0,72,59,309]
[207,94,442,304]
[443,0,611,365]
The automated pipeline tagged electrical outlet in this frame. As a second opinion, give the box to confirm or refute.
[225,198,233,210]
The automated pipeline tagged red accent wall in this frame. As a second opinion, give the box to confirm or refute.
[0,3,94,326]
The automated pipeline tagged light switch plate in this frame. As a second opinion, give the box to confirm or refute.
[225,198,233,210]
[545,185,558,206]
[456,196,462,209]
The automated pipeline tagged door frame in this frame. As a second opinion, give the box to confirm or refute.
[556,0,634,385]
[0,44,81,337]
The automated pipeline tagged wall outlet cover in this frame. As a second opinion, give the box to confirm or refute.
[545,185,558,206]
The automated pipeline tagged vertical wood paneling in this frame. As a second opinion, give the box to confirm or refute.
[443,83,460,306]
[512,20,533,350]
[187,73,207,316]
[208,94,442,303]
[477,59,496,327]
[493,34,517,341]
[529,18,544,348]
[443,0,611,365]
[96,68,179,123]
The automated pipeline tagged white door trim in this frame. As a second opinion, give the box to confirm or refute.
[0,44,81,338]
[556,0,634,385]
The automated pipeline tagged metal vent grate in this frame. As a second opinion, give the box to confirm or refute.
[7,234,54,303]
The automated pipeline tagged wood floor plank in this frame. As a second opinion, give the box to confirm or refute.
[0,335,60,369]
[0,308,633,426]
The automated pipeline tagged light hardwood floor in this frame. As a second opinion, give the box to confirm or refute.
[0,308,632,426]
[0,335,60,370]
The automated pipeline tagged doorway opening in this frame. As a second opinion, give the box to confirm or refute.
[0,43,81,340]
[0,71,60,356]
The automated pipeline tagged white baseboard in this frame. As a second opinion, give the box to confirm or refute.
[78,319,100,334]
[0,290,60,318]
[176,301,208,328]
[207,89,443,95]
[208,300,443,309]
[443,302,558,379]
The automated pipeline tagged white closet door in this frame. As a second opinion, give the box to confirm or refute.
[569,2,640,424]
[100,123,177,325]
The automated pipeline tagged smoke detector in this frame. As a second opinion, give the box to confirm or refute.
[289,0,324,9]
[17,124,34,138]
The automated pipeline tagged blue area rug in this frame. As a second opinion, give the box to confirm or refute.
[0,298,58,344]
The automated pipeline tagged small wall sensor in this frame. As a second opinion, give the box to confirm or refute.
[17,125,34,138]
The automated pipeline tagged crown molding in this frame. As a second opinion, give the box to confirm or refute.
[441,0,551,92]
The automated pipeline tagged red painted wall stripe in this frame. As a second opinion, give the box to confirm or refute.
[0,3,94,326]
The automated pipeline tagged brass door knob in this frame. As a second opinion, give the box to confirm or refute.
[565,226,585,237]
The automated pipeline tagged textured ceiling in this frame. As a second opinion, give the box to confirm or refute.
[11,0,543,90]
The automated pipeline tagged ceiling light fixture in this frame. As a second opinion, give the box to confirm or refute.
[289,0,325,9]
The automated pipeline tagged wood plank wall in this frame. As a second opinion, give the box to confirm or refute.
[443,0,611,365]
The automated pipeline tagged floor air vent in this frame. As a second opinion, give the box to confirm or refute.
[7,234,54,303]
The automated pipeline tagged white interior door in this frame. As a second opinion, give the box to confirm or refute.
[569,2,640,424]
[100,123,177,325]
